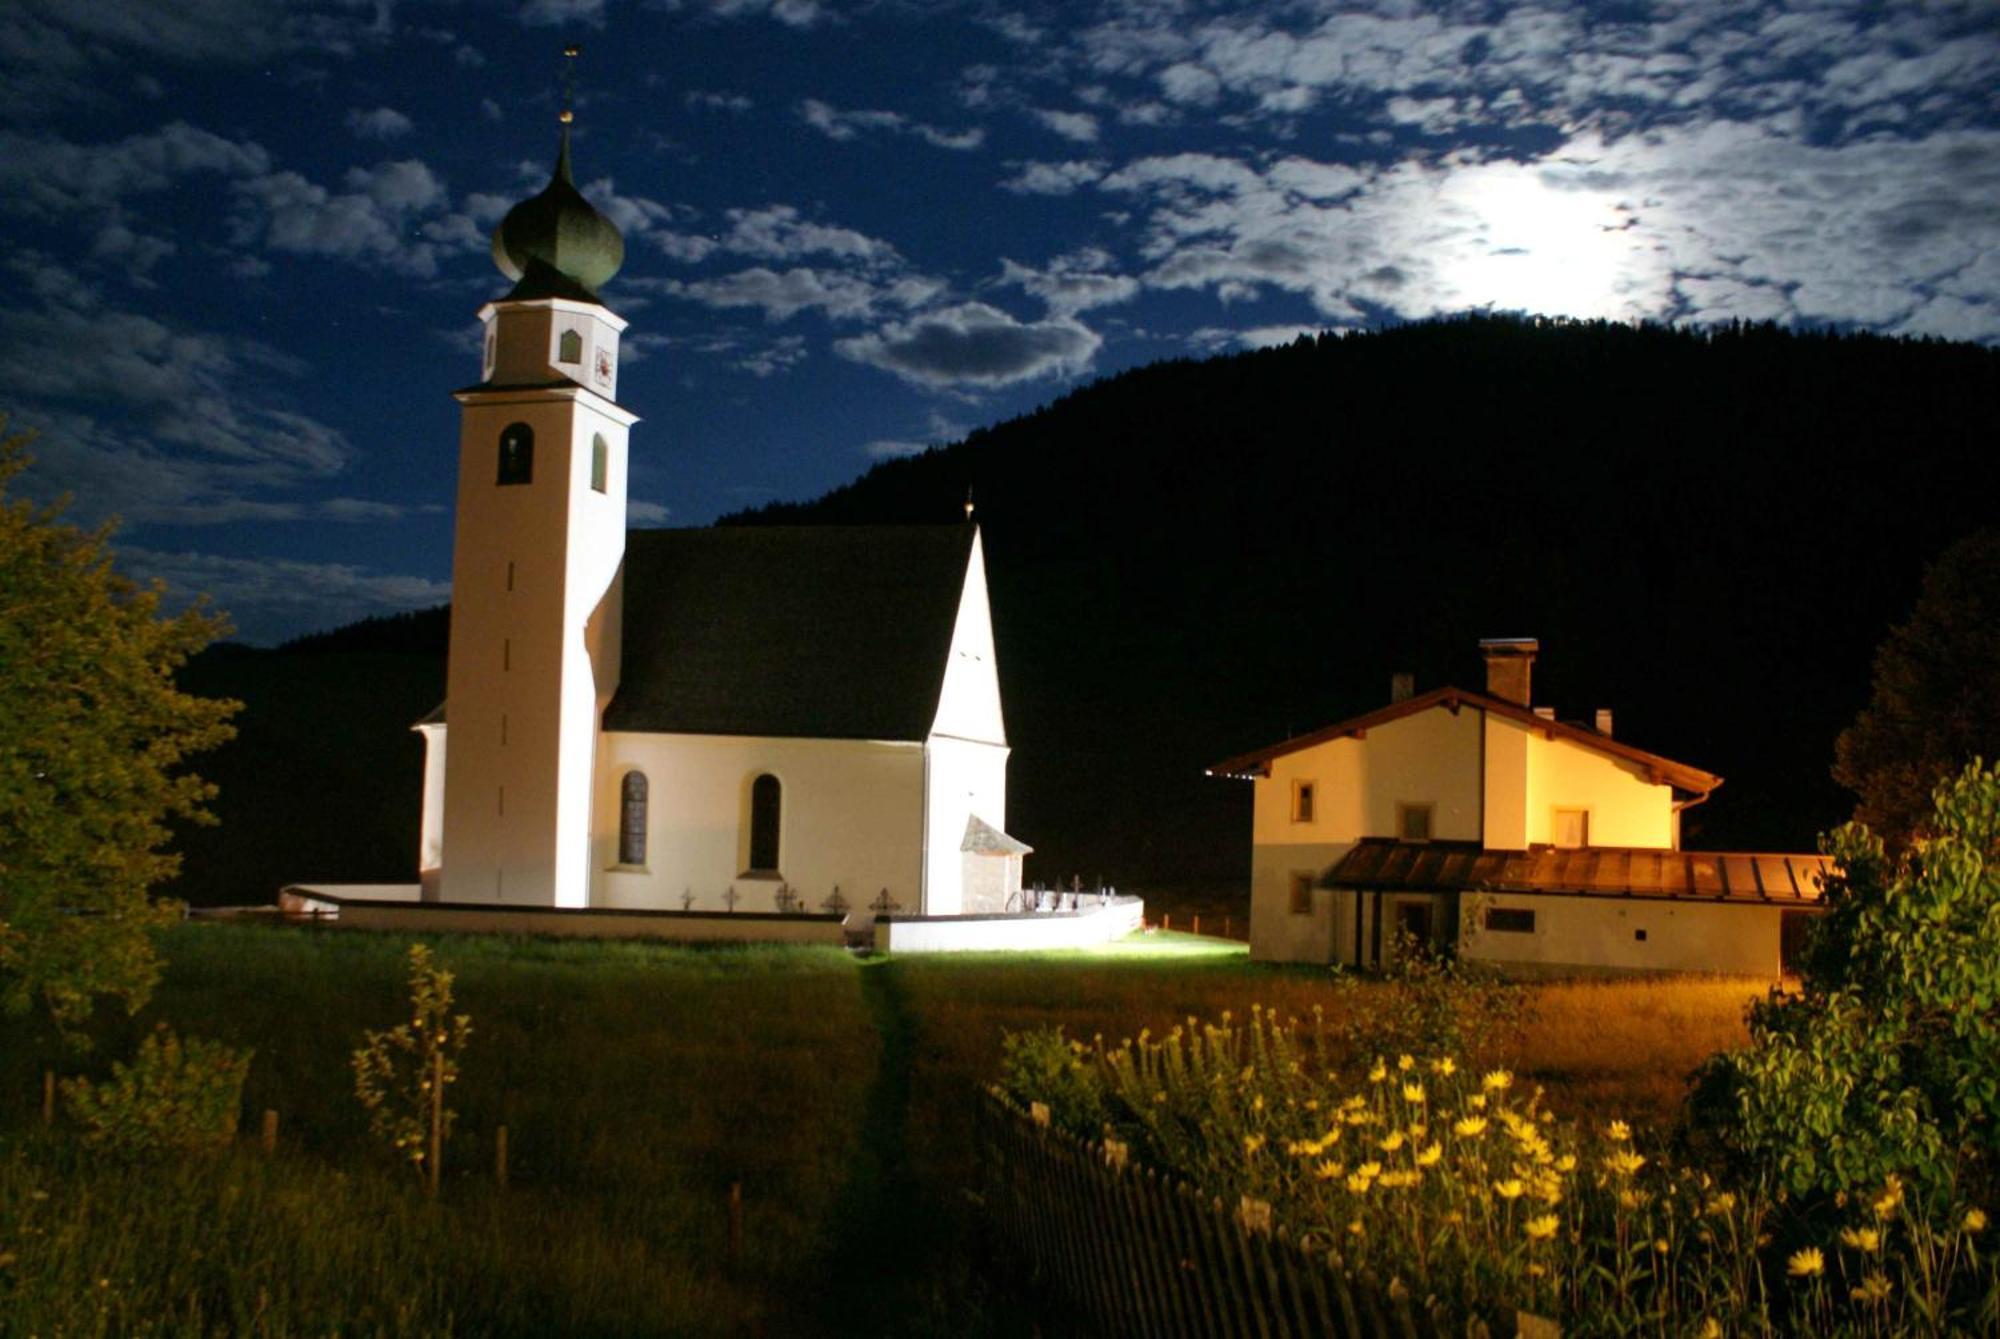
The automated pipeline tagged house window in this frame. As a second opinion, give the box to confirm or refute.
[1289,872,1314,915]
[748,773,782,873]
[619,771,647,866]
[1291,780,1316,824]
[1485,907,1535,934]
[1553,808,1590,849]
[591,433,608,493]
[1396,803,1434,843]
[558,328,582,364]
[497,422,533,485]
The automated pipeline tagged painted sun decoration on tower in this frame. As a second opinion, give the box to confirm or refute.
[412,86,1028,921]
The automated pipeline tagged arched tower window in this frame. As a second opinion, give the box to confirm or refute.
[558,328,583,364]
[497,422,534,486]
[619,771,648,866]
[591,433,608,493]
[748,774,782,873]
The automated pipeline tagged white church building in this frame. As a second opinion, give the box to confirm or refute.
[394,117,1031,924]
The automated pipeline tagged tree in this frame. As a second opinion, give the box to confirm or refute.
[1695,762,2000,1210]
[0,419,238,1034]
[1834,531,2000,847]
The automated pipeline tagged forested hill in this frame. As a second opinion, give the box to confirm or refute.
[724,315,1999,881]
[171,315,1998,902]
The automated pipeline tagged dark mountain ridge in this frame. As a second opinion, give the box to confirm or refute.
[171,315,1999,902]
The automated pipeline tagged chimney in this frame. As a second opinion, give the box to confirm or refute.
[1595,708,1614,737]
[1479,637,1538,707]
[1390,672,1415,703]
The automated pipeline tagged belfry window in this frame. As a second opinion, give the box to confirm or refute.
[619,771,648,866]
[497,422,534,485]
[748,774,782,874]
[558,328,582,364]
[591,433,608,493]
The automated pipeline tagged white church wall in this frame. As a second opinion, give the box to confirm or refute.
[593,732,927,916]
[921,736,1010,916]
[416,722,446,899]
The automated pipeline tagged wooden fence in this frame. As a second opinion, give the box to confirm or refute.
[978,1091,1552,1339]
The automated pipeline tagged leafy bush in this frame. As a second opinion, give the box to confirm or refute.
[1696,761,2000,1210]
[59,1024,251,1157]
[353,942,471,1194]
[998,1026,1107,1135]
[1326,925,1534,1065]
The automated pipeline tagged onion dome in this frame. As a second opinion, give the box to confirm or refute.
[491,119,624,299]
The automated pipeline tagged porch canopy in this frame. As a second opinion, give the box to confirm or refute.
[1319,839,1831,905]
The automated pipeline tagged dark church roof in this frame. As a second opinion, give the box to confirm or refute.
[602,525,977,741]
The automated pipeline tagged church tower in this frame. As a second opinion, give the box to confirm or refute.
[435,104,635,906]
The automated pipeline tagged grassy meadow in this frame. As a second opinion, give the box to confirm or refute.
[0,923,1769,1335]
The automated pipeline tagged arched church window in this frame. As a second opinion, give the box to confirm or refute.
[748,774,781,873]
[591,433,608,493]
[497,422,533,486]
[619,771,648,866]
[558,328,582,364]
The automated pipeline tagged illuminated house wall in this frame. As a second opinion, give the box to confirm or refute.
[1213,642,1817,976]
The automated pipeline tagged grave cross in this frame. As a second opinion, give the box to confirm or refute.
[681,888,695,912]
[822,885,849,916]
[721,885,741,913]
[774,882,799,914]
[869,887,902,915]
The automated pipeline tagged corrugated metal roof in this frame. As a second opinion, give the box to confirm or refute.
[1319,839,1830,905]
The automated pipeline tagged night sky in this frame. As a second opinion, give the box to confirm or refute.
[3,1,1995,643]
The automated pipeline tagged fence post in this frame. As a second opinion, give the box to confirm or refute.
[42,1069,54,1125]
[495,1124,509,1188]
[261,1109,278,1153]
[728,1181,743,1265]
[1192,913,1201,937]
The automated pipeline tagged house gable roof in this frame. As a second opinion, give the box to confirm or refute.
[602,524,977,742]
[1205,685,1723,795]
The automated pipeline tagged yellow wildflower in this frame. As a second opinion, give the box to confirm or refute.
[1602,1149,1647,1177]
[1840,1226,1882,1254]
[1029,1101,1051,1128]
[1787,1246,1825,1278]
[1495,1178,1526,1200]
[1417,1144,1443,1168]
[1850,1272,1892,1304]
[1368,1059,1388,1084]
[1252,1094,1264,1113]
[1348,1217,1365,1236]
[1524,1214,1559,1241]
[1243,1134,1266,1156]
[1432,1057,1457,1076]
[1468,1093,1488,1110]
[1454,1116,1489,1139]
[1606,1120,1632,1143]
[1397,1054,1416,1071]
[1964,1207,1988,1234]
[1705,1192,1737,1216]
[1555,1153,1577,1175]
[1873,1175,1905,1218]
[1698,1320,1722,1339]
[1482,1069,1514,1092]
[1346,1172,1374,1195]
[1314,1159,1345,1181]
[1357,1161,1383,1179]
[1103,1139,1130,1171]
[1401,1083,1426,1105]
[1379,1130,1406,1153]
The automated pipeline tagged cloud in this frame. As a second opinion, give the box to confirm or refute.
[519,0,605,28]
[656,266,940,323]
[231,158,453,276]
[116,546,451,646]
[863,439,929,458]
[999,250,1140,317]
[836,302,1101,388]
[660,0,824,28]
[716,204,898,264]
[1032,108,1100,143]
[626,500,672,525]
[319,497,433,522]
[345,107,413,140]
[1000,160,1104,195]
[687,90,753,113]
[0,122,269,215]
[0,255,356,526]
[799,98,984,152]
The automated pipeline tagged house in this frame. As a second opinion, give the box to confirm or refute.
[410,116,1028,921]
[1207,639,1828,976]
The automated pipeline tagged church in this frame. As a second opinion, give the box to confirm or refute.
[409,115,1027,922]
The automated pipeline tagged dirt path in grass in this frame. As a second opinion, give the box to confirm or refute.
[808,957,932,1334]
